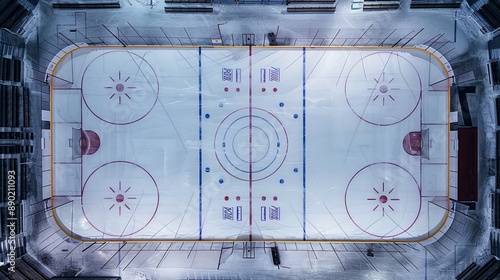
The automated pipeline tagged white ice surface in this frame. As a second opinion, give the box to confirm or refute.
[50,46,450,241]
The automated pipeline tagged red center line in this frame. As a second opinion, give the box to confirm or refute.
[248,46,253,241]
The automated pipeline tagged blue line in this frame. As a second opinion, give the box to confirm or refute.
[302,47,306,241]
[198,47,203,240]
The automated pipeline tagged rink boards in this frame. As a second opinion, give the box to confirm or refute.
[50,46,451,242]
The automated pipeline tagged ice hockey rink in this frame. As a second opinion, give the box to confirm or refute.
[50,46,451,242]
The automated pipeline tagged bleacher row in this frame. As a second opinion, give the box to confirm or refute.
[0,0,32,33]
[1,83,30,132]
[362,0,460,10]
[362,0,399,10]
[162,0,464,13]
[52,1,120,8]
[0,255,51,280]
[476,0,500,31]
[44,0,464,12]
[456,256,500,280]
[410,1,461,8]
[492,61,500,86]
[285,0,336,12]
[163,0,338,12]
[493,191,500,230]
[0,57,30,129]
[1,58,21,83]
[164,6,214,11]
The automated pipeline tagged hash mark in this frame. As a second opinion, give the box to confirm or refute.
[109,94,115,99]
[388,205,394,211]
[373,187,379,194]
[125,76,131,82]
[110,187,115,193]
[109,76,115,82]
[389,95,395,101]
[109,204,115,210]
[373,205,379,211]
[125,93,131,99]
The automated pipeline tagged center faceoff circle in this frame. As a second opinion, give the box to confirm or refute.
[232,126,271,164]
[215,108,288,181]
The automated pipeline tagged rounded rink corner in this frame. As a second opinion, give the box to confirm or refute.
[50,45,453,243]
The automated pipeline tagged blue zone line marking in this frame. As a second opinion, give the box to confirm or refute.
[198,47,203,240]
[302,47,306,241]
[248,46,253,241]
